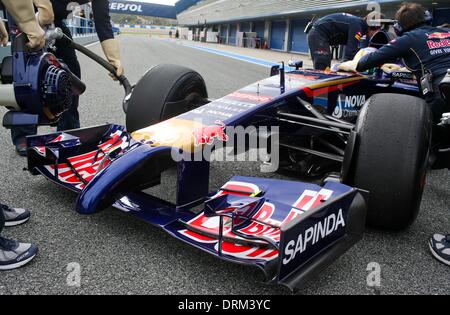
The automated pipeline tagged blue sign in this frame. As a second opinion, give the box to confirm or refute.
[175,0,202,14]
[108,1,177,19]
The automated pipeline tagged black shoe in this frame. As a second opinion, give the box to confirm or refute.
[0,236,38,270]
[429,233,450,266]
[1,204,31,227]
[15,142,27,157]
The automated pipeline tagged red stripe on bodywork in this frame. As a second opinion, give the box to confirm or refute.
[304,81,357,98]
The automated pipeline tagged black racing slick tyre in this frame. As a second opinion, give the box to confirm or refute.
[126,64,208,133]
[344,93,433,230]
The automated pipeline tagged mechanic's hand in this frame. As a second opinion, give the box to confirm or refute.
[22,22,46,50]
[338,60,357,72]
[381,64,402,73]
[33,0,54,27]
[338,48,377,72]
[398,67,411,73]
[440,113,450,126]
[101,39,124,81]
[0,21,9,47]
[1,0,45,50]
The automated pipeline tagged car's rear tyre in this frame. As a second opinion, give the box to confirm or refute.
[343,93,432,230]
[126,64,208,133]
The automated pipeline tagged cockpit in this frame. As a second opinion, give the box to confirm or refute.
[333,30,415,82]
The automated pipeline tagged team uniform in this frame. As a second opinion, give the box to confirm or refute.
[52,0,114,42]
[308,13,368,70]
[357,25,450,122]
[357,25,450,266]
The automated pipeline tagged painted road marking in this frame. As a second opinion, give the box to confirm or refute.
[182,43,279,69]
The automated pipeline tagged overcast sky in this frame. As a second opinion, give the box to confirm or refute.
[126,0,179,5]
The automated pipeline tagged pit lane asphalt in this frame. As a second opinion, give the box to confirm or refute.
[0,35,449,295]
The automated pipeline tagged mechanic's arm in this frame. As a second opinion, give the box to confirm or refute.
[0,20,8,46]
[356,36,410,72]
[33,0,54,27]
[91,0,124,79]
[343,23,363,61]
[1,0,45,49]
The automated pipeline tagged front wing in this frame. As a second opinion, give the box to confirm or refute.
[26,124,367,292]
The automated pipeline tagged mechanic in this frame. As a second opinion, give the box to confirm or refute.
[0,0,44,270]
[348,2,450,266]
[11,0,124,156]
[307,12,381,70]
[352,4,450,122]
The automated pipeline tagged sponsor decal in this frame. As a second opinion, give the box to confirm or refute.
[185,98,257,121]
[192,120,229,147]
[314,48,330,56]
[50,134,67,143]
[16,251,31,261]
[333,103,343,119]
[427,39,450,49]
[332,94,366,119]
[427,32,450,40]
[108,1,176,19]
[179,181,279,261]
[391,71,413,79]
[179,182,334,261]
[109,2,143,13]
[229,92,273,103]
[282,208,346,265]
[288,73,320,81]
[281,189,334,227]
[44,131,128,190]
[34,146,46,157]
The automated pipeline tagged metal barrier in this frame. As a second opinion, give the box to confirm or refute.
[66,16,97,37]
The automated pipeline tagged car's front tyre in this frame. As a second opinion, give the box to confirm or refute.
[126,64,208,133]
[343,93,433,230]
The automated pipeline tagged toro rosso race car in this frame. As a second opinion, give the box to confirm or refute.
[20,30,450,291]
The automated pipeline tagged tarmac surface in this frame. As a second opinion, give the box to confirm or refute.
[0,35,449,295]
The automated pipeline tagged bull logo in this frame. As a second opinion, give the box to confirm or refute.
[193,120,229,147]
[427,32,450,40]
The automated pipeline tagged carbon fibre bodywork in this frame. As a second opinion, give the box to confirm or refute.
[26,67,420,291]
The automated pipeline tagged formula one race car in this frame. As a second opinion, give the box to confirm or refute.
[23,30,449,291]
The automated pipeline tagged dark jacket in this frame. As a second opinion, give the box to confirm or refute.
[51,0,114,42]
[314,13,369,60]
[357,25,450,80]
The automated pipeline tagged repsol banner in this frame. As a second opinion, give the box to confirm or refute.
[108,1,177,19]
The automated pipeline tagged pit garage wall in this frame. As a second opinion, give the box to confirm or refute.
[184,5,449,55]
[192,18,313,54]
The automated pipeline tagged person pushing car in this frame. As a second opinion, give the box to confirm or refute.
[0,0,46,270]
[11,0,124,156]
[342,2,450,266]
[307,12,381,70]
[353,3,450,124]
